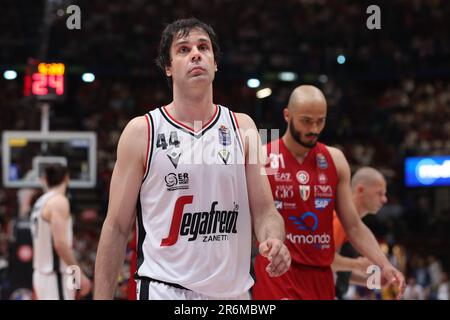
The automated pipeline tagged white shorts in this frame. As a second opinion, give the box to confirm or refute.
[33,271,75,300]
[136,279,250,300]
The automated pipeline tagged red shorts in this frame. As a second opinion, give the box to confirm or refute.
[252,255,335,300]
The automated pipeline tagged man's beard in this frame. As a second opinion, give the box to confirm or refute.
[289,119,319,148]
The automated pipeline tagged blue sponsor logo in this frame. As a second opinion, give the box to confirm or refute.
[218,125,231,146]
[316,153,328,169]
[405,156,450,187]
[288,212,318,232]
[314,198,331,210]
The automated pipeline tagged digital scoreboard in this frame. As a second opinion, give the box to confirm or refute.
[24,59,65,100]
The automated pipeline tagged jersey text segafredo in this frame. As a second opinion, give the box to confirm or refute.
[160,196,238,246]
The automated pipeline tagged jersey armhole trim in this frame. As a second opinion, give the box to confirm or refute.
[324,145,339,184]
[229,111,245,160]
[142,113,155,181]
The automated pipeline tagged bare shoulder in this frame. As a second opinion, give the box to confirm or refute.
[325,145,350,175]
[121,116,148,139]
[234,113,257,131]
[47,194,69,208]
[45,194,70,218]
[326,146,346,162]
[116,116,149,161]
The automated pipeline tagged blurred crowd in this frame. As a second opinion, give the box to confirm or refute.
[1,0,449,299]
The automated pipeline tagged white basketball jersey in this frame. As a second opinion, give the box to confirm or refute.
[30,191,73,274]
[136,104,254,297]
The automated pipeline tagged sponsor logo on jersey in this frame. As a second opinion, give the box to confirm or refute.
[289,212,319,231]
[316,153,328,169]
[167,150,182,169]
[274,172,292,182]
[314,198,332,210]
[286,232,331,249]
[299,185,310,201]
[287,211,331,249]
[274,200,297,210]
[296,170,310,184]
[314,185,333,197]
[218,125,231,146]
[283,202,297,210]
[318,173,328,184]
[275,200,283,210]
[161,198,239,246]
[275,185,294,199]
[218,149,231,165]
[165,173,189,191]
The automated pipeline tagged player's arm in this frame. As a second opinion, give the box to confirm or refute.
[235,113,291,277]
[48,195,91,296]
[329,146,405,298]
[48,195,79,267]
[331,252,372,273]
[349,269,371,287]
[94,116,147,299]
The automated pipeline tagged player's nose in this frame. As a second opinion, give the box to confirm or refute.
[191,47,201,61]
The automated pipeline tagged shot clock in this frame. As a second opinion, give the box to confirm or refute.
[24,59,66,101]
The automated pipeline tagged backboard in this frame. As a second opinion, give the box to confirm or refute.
[2,131,97,188]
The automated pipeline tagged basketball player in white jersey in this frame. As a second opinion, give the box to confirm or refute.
[94,18,291,300]
[30,164,91,300]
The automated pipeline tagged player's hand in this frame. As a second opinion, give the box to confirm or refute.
[381,265,405,300]
[259,238,291,277]
[79,273,92,297]
[355,256,372,273]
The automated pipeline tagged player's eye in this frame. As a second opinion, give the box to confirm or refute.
[179,46,189,53]
[301,119,311,125]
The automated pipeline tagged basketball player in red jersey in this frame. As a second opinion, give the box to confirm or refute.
[252,85,405,300]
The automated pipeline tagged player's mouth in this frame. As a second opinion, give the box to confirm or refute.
[189,66,206,74]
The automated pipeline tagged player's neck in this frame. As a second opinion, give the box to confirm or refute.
[171,85,214,125]
[353,194,367,217]
[47,184,66,195]
[282,134,310,162]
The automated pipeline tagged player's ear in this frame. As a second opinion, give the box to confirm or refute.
[165,66,172,77]
[283,108,290,123]
[214,61,218,72]
[357,185,365,194]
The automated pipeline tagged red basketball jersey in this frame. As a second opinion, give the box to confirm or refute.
[266,139,338,267]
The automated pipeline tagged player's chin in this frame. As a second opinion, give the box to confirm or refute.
[301,141,317,148]
[189,72,211,81]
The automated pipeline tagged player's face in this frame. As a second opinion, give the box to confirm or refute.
[165,28,217,88]
[289,114,326,148]
[362,179,388,214]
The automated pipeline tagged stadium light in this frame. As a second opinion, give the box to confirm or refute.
[247,78,260,88]
[82,73,95,83]
[256,88,272,99]
[278,72,298,82]
[3,70,17,80]
[318,74,328,84]
[337,55,346,64]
